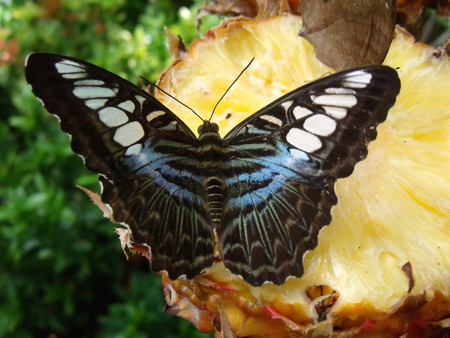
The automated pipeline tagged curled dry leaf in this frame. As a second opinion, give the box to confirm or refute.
[77,185,114,220]
[299,0,396,71]
[402,261,414,293]
[164,27,188,60]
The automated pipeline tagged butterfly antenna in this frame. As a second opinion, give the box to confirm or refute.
[208,58,255,122]
[140,76,204,121]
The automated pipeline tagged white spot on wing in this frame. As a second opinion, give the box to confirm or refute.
[161,120,178,131]
[62,60,82,67]
[348,70,372,83]
[286,128,322,153]
[55,60,83,73]
[60,72,87,79]
[293,106,313,120]
[281,100,293,112]
[289,148,310,161]
[73,86,118,99]
[85,98,108,109]
[260,115,282,127]
[146,110,165,122]
[55,61,87,79]
[118,100,135,113]
[325,87,356,94]
[114,121,145,147]
[98,107,129,127]
[135,95,146,106]
[343,81,368,89]
[311,94,357,108]
[304,114,337,136]
[343,70,372,88]
[324,106,347,119]
[74,79,105,86]
[125,143,143,156]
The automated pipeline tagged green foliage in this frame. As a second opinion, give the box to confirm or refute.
[97,271,208,338]
[0,0,216,336]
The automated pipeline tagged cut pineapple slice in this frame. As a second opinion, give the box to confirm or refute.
[156,14,450,336]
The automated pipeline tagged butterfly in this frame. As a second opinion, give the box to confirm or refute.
[25,53,400,286]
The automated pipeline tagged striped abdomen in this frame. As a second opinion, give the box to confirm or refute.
[205,176,224,224]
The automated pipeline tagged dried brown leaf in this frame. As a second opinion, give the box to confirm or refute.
[299,0,396,71]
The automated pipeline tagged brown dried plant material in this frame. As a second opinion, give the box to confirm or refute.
[306,285,339,322]
[397,0,434,38]
[401,261,414,293]
[77,186,151,260]
[437,0,450,17]
[197,0,300,20]
[199,0,259,18]
[164,27,188,60]
[433,40,450,58]
[299,0,396,71]
[78,185,113,220]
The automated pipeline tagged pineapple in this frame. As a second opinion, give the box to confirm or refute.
[119,14,450,337]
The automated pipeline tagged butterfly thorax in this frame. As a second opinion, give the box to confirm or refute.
[197,121,226,225]
[196,121,224,167]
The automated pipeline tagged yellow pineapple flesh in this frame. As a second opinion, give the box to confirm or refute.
[142,14,450,337]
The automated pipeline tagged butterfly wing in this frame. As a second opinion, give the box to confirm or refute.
[25,53,215,279]
[220,66,401,286]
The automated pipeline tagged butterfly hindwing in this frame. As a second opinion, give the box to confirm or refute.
[219,66,400,285]
[25,53,215,280]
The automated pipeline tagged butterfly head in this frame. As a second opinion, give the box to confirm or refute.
[198,120,219,137]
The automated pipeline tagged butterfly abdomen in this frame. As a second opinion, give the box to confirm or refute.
[197,121,227,225]
[204,177,224,224]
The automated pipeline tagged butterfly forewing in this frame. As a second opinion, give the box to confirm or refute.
[220,65,400,285]
[225,66,400,178]
[25,53,215,280]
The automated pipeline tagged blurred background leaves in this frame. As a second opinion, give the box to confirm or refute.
[0,0,218,336]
